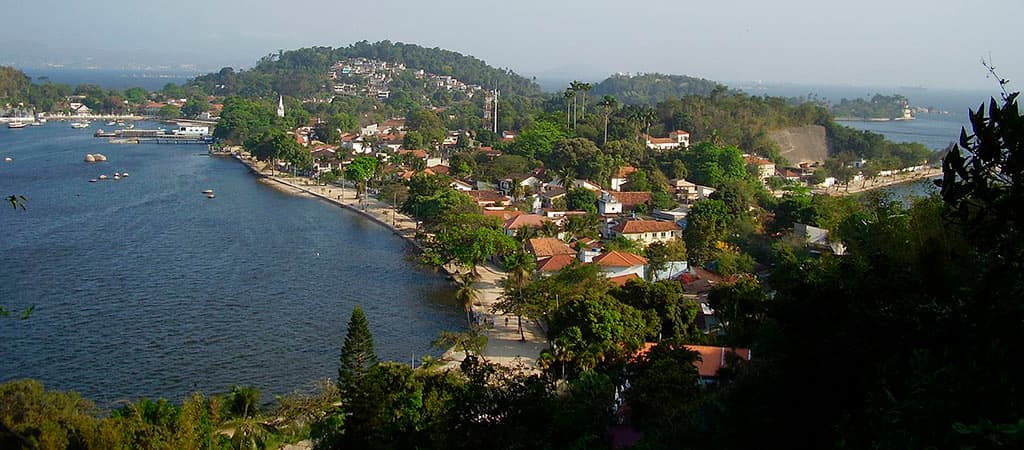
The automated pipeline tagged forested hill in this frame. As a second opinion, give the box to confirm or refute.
[188,41,542,99]
[590,73,724,105]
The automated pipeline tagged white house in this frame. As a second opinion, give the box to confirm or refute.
[610,166,638,192]
[645,130,690,151]
[593,250,647,280]
[608,219,683,246]
[598,192,622,215]
[744,155,776,180]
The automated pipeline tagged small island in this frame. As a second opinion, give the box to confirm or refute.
[832,93,914,121]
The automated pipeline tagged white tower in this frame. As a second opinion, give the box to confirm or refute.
[276,96,285,118]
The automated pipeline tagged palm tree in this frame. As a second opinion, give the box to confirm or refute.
[563,89,575,129]
[597,95,619,145]
[578,82,592,120]
[453,273,479,325]
[500,250,536,341]
[539,219,560,238]
[569,81,583,128]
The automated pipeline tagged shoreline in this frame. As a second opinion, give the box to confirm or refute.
[231,153,427,252]
[230,151,547,370]
[815,167,943,196]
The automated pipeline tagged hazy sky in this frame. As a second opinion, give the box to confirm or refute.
[3,0,1021,90]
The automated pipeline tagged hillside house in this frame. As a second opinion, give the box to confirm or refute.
[593,250,647,280]
[608,219,683,246]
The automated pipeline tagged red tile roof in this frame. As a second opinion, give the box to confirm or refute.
[593,251,648,267]
[648,137,676,145]
[426,164,450,175]
[611,219,681,234]
[607,192,652,208]
[398,148,429,158]
[615,166,638,178]
[537,254,577,273]
[503,214,550,230]
[527,238,575,258]
[609,273,641,286]
[744,155,774,166]
[634,343,751,377]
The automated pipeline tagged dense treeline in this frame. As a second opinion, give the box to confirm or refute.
[831,93,909,119]
[590,73,724,105]
[188,41,541,100]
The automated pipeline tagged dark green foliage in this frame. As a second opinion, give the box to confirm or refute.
[684,199,730,265]
[825,121,932,166]
[707,275,767,345]
[338,306,378,391]
[566,187,598,213]
[612,279,698,340]
[831,93,909,120]
[625,343,703,446]
[591,73,723,105]
[225,385,261,418]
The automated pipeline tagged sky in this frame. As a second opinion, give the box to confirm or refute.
[2,0,1021,90]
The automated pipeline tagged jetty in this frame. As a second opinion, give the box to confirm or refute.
[93,128,213,144]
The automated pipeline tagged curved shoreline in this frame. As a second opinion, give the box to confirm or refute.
[231,153,428,253]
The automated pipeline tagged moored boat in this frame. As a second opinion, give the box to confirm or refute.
[71,122,89,129]
[7,122,27,129]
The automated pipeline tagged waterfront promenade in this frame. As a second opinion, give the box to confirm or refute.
[230,152,548,371]
[815,167,943,196]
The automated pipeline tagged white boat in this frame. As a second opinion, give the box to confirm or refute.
[121,172,129,177]
[7,122,27,129]
[106,121,117,126]
[202,189,214,195]
[71,122,89,129]
[98,174,108,180]
[29,121,43,126]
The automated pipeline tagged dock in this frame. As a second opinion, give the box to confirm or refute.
[94,129,213,145]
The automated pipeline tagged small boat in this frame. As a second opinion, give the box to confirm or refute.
[71,122,89,129]
[113,175,121,180]
[202,189,214,195]
[7,122,27,129]
[84,154,96,163]
[93,154,107,162]
[206,194,216,199]
[98,174,108,180]
[106,121,117,126]
[29,121,43,126]
[121,172,129,177]
[4,157,12,162]
[89,179,97,183]
[125,123,135,129]
[116,121,126,126]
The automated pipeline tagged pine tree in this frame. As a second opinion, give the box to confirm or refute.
[338,306,377,390]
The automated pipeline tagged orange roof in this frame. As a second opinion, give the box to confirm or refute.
[615,166,638,178]
[609,273,641,286]
[593,250,648,267]
[427,164,450,175]
[399,148,429,158]
[648,137,676,145]
[537,254,577,272]
[527,238,575,258]
[744,155,774,166]
[612,219,681,234]
[608,192,652,208]
[634,343,751,377]
[687,345,752,377]
[483,209,525,221]
[503,214,550,230]
[671,130,690,135]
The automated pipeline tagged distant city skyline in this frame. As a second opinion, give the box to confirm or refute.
[3,0,1021,91]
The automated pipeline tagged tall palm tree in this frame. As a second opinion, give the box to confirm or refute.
[597,95,619,145]
[501,250,536,341]
[539,219,560,238]
[578,82,592,120]
[563,89,575,129]
[569,81,583,128]
[453,272,479,325]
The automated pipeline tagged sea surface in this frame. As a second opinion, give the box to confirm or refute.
[0,122,460,407]
[839,112,968,151]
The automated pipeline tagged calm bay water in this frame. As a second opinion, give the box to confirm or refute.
[0,122,460,406]
[840,112,968,151]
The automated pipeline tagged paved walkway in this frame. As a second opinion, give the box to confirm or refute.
[442,263,547,372]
